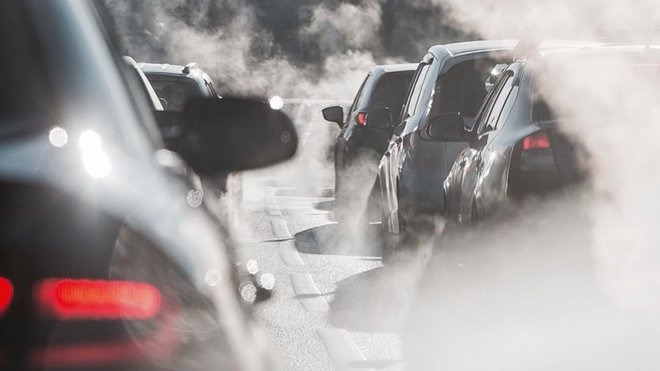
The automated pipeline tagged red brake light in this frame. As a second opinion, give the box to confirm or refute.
[356,112,367,126]
[35,279,161,320]
[0,277,13,315]
[523,131,551,150]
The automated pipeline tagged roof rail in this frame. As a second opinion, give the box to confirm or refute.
[182,62,200,74]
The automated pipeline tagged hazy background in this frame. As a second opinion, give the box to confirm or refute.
[105,1,660,369]
[105,0,469,98]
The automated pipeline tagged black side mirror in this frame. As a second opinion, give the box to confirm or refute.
[424,113,466,142]
[322,106,344,127]
[155,97,298,175]
[365,107,392,130]
[158,97,168,110]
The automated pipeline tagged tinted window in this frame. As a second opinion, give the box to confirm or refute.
[477,71,513,133]
[0,2,53,136]
[431,60,490,118]
[368,71,414,123]
[405,63,431,119]
[474,71,510,134]
[146,75,203,112]
[534,99,555,122]
[346,74,370,123]
[482,74,514,131]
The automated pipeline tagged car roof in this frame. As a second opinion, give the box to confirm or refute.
[138,62,191,75]
[428,39,606,61]
[539,44,660,60]
[429,40,518,59]
[137,62,211,83]
[373,63,418,74]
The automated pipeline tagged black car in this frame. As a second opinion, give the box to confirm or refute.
[322,64,416,222]
[375,41,515,241]
[0,1,296,369]
[442,44,654,227]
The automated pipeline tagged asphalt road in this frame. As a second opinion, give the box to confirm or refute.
[229,166,423,371]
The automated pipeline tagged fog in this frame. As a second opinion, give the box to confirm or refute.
[106,0,660,369]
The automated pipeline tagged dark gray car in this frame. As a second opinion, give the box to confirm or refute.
[376,40,515,242]
[322,64,416,222]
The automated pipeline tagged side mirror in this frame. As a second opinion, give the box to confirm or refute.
[322,106,344,127]
[424,113,466,142]
[365,107,392,130]
[156,97,298,175]
[159,97,168,110]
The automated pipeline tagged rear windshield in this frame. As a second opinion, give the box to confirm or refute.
[368,71,415,123]
[533,99,555,122]
[0,2,53,137]
[145,75,203,112]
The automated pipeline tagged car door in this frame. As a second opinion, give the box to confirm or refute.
[381,59,432,230]
[455,70,515,225]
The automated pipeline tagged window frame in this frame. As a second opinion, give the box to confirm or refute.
[475,70,513,135]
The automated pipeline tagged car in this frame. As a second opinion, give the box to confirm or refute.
[0,1,297,370]
[375,41,516,245]
[322,64,417,223]
[139,62,219,111]
[137,62,236,195]
[442,44,654,228]
[125,56,205,203]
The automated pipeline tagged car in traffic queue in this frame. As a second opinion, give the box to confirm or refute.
[441,44,655,227]
[137,62,236,195]
[374,41,516,245]
[322,64,416,223]
[0,1,297,370]
[125,56,206,207]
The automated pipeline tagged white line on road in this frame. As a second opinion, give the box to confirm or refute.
[290,273,330,312]
[271,219,292,239]
[278,240,304,266]
[266,204,283,216]
[317,328,375,371]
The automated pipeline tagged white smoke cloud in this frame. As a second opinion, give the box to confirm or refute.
[402,0,660,369]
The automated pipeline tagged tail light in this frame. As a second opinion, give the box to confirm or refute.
[35,279,161,320]
[0,277,13,315]
[356,112,367,126]
[523,131,551,150]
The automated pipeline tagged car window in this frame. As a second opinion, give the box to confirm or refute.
[147,76,204,112]
[427,59,494,124]
[476,71,512,134]
[368,71,415,123]
[0,2,53,137]
[404,63,431,120]
[346,74,370,123]
[483,74,514,131]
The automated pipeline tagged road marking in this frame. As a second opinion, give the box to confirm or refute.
[271,219,292,239]
[278,240,304,266]
[290,273,329,312]
[266,203,283,216]
[317,328,374,371]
